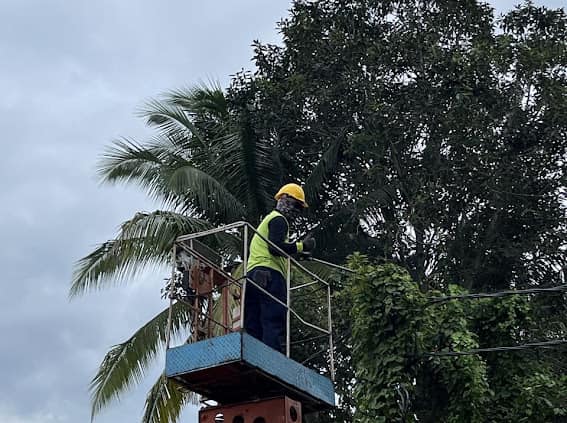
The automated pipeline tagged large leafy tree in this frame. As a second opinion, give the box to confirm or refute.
[245,0,566,293]
[232,0,566,421]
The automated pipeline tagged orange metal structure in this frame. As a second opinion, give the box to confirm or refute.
[199,396,302,423]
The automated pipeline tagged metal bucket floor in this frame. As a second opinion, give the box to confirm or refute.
[166,332,335,412]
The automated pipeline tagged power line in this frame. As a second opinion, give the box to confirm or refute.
[423,339,567,357]
[301,330,351,365]
[290,333,329,346]
[428,284,567,304]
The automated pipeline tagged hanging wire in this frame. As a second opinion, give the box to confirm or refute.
[301,330,351,365]
[423,339,567,357]
[290,333,329,346]
[427,284,567,304]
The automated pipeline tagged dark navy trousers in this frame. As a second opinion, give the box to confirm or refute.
[243,267,287,353]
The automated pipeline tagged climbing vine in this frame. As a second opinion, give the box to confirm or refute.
[419,285,490,423]
[347,254,567,422]
[349,254,425,422]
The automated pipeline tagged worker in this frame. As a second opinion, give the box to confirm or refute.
[244,183,316,353]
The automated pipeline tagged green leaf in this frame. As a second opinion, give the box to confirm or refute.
[142,373,197,423]
[70,211,210,297]
[90,302,191,420]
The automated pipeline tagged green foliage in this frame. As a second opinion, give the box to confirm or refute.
[240,3,567,418]
[246,0,567,292]
[347,256,566,422]
[90,302,192,420]
[473,295,567,422]
[420,285,490,423]
[349,254,425,422]
[142,373,194,423]
[508,372,567,422]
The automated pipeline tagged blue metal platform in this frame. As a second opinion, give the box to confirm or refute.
[166,332,335,412]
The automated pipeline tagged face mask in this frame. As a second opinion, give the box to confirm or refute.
[276,196,302,219]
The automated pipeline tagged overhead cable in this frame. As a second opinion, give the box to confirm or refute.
[423,339,567,357]
[428,284,567,304]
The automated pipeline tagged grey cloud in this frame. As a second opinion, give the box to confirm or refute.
[1,1,292,421]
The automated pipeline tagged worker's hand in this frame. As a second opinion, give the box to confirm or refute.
[297,251,313,261]
[302,235,316,252]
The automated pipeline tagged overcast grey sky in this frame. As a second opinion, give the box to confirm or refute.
[0,1,564,422]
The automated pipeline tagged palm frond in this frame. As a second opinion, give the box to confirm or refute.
[238,114,274,220]
[142,373,196,423]
[98,138,210,212]
[167,82,229,120]
[98,138,162,182]
[304,131,346,206]
[97,138,180,205]
[99,136,248,222]
[100,84,276,223]
[141,99,207,147]
[90,302,191,420]
[164,161,246,222]
[208,130,276,222]
[296,259,342,284]
[70,211,210,297]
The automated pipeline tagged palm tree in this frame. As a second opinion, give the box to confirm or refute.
[71,81,347,423]
[70,81,288,422]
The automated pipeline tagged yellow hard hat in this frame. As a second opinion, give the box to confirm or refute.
[274,183,308,208]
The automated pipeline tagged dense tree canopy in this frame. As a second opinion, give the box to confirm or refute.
[240,0,566,293]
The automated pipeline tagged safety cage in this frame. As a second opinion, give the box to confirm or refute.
[163,221,336,412]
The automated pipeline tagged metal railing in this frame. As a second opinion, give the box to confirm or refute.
[166,221,336,380]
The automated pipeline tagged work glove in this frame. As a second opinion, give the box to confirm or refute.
[297,251,313,261]
[302,235,316,252]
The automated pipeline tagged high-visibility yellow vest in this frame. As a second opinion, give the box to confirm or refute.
[247,210,289,276]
